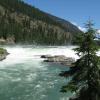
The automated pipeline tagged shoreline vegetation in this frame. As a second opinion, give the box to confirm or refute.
[60,20,100,100]
[0,48,9,61]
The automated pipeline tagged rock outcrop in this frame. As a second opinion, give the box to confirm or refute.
[0,38,6,44]
[0,36,15,45]
[41,55,75,67]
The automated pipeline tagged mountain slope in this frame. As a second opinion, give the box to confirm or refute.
[0,0,82,45]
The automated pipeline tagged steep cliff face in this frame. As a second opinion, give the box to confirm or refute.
[0,0,82,45]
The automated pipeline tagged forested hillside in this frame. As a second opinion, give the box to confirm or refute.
[0,0,82,45]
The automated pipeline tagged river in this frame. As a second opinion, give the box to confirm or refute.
[0,45,99,100]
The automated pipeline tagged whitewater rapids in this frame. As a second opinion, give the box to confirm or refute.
[0,45,99,100]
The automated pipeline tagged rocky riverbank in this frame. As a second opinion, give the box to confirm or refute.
[0,37,15,45]
[0,48,9,61]
[41,55,75,67]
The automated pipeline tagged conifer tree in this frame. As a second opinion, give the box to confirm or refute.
[61,20,100,100]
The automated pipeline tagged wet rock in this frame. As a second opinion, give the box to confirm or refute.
[41,55,75,67]
[41,55,51,58]
[59,71,71,77]
[69,96,78,100]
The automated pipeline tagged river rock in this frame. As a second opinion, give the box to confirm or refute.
[69,96,78,100]
[59,71,71,77]
[41,55,75,67]
[41,55,51,58]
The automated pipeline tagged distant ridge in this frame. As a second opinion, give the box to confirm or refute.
[0,0,82,45]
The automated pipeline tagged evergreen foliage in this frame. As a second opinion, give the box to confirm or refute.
[0,48,6,54]
[61,20,100,100]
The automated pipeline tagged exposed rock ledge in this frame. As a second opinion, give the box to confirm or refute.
[0,48,9,61]
[41,55,75,67]
[0,36,15,45]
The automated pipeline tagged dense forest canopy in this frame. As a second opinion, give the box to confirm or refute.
[0,0,82,45]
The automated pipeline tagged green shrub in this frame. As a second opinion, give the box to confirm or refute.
[0,48,6,54]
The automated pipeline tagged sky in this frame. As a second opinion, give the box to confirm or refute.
[23,0,100,29]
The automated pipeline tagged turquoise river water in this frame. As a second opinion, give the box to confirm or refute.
[0,45,99,100]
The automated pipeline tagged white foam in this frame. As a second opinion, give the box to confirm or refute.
[0,45,99,68]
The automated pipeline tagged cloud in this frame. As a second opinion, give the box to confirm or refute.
[71,22,100,39]
[78,26,86,32]
[71,22,86,32]
[97,30,100,34]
